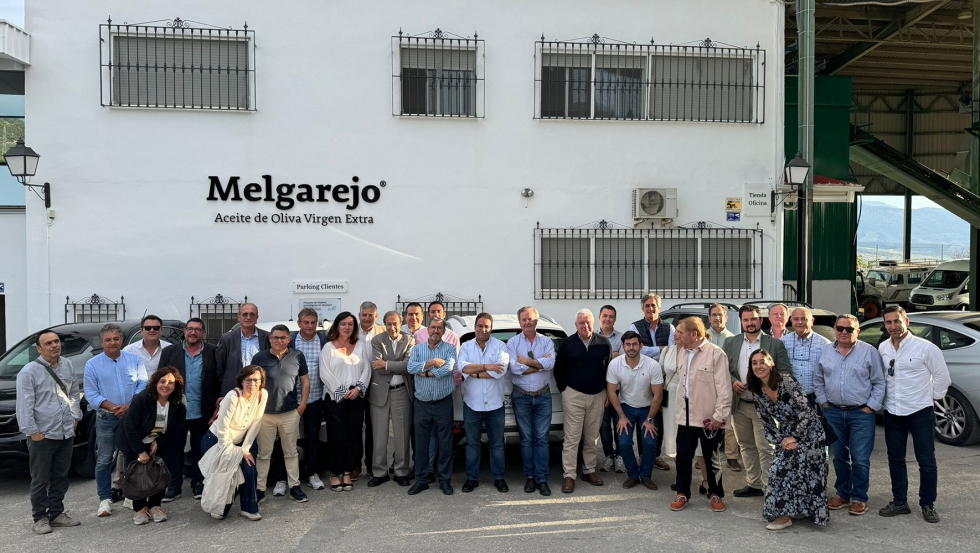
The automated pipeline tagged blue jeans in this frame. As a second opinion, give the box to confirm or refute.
[201,431,259,515]
[824,406,876,503]
[94,410,119,501]
[600,404,620,458]
[512,389,552,483]
[464,404,505,480]
[617,404,658,479]
[884,406,937,508]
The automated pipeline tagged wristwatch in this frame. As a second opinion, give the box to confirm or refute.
[646,417,655,423]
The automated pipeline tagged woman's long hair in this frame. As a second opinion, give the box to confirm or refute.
[745,349,782,395]
[147,366,184,406]
[325,311,358,345]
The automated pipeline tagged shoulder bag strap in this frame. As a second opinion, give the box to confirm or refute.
[40,362,70,398]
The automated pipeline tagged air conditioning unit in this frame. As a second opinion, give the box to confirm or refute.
[632,188,677,222]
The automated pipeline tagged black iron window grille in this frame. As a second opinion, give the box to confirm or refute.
[392,29,485,118]
[65,294,126,324]
[99,17,256,110]
[535,36,765,123]
[190,294,246,345]
[395,292,484,322]
[534,221,763,300]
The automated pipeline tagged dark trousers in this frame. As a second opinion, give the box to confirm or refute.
[884,406,938,508]
[200,431,259,515]
[170,417,208,491]
[301,400,325,476]
[363,404,373,470]
[652,410,663,458]
[27,437,73,522]
[325,397,365,476]
[600,404,621,458]
[122,451,166,511]
[414,396,453,483]
[675,424,725,499]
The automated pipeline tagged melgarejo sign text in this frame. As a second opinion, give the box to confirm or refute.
[207,175,384,210]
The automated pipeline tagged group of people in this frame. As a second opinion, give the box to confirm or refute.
[16,294,950,534]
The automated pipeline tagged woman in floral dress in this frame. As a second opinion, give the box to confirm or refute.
[746,349,829,530]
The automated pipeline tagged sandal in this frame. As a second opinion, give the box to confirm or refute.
[330,476,343,492]
[342,472,353,491]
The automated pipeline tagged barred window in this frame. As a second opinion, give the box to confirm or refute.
[100,19,256,110]
[535,224,762,300]
[393,30,485,118]
[535,36,764,123]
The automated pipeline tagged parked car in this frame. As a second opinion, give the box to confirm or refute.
[0,320,186,475]
[909,259,971,312]
[446,314,568,446]
[858,311,980,446]
[660,302,742,335]
[660,300,836,337]
[859,260,938,318]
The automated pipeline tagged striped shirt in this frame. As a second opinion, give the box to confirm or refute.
[408,340,457,402]
[782,330,831,395]
[293,333,325,401]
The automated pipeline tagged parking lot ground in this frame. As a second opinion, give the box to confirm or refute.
[1,426,978,553]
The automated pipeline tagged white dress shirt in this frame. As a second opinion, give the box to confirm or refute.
[879,333,951,416]
[507,331,556,392]
[123,339,172,373]
[386,334,404,387]
[459,337,510,411]
[737,334,762,400]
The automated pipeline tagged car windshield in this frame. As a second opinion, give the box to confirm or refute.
[921,270,968,289]
[867,271,890,283]
[0,332,97,378]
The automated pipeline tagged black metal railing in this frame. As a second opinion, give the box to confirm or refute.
[65,294,125,324]
[191,294,246,344]
[396,292,484,322]
[534,35,765,123]
[99,17,256,110]
[392,29,484,118]
[535,221,763,300]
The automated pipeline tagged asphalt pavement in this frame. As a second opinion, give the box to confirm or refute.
[0,426,978,553]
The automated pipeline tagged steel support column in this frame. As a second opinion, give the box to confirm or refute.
[904,89,914,261]
[797,0,815,305]
[972,1,980,310]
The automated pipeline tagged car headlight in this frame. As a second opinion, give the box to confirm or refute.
[937,293,952,301]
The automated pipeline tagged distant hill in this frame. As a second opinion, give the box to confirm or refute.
[857,200,970,261]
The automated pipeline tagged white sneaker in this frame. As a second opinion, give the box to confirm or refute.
[210,513,225,520]
[614,456,626,473]
[150,506,167,523]
[308,474,325,490]
[273,481,288,496]
[97,499,112,517]
[239,511,262,521]
[132,508,150,525]
[600,455,614,472]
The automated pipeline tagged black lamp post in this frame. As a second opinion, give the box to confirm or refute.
[786,152,813,304]
[4,139,49,208]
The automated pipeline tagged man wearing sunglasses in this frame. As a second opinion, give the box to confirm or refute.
[122,315,171,372]
[814,314,885,517]
[216,303,270,395]
[877,306,950,523]
[159,318,220,501]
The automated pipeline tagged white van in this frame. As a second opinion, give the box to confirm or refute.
[909,259,971,311]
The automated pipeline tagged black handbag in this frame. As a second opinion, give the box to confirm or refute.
[120,456,171,500]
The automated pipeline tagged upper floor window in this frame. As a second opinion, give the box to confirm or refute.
[535,35,765,123]
[392,29,484,118]
[99,18,256,111]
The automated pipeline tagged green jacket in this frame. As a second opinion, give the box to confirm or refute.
[722,333,792,413]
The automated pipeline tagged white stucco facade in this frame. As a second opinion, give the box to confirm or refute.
[20,0,785,333]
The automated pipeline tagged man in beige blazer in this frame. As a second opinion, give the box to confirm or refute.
[367,311,416,487]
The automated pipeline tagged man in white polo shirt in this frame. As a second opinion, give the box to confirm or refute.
[877,305,950,524]
[606,330,664,490]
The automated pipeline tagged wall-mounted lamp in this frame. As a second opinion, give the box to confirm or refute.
[4,139,50,208]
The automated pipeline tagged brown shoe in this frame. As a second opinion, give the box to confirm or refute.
[581,472,604,486]
[828,495,851,510]
[710,495,726,512]
[351,467,362,481]
[641,477,658,490]
[670,494,689,511]
[561,477,575,493]
[622,477,638,489]
[654,457,671,471]
[849,501,868,515]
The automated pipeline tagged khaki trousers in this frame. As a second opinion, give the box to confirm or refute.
[731,400,774,489]
[725,426,739,460]
[561,387,605,479]
[256,409,301,491]
[370,386,413,478]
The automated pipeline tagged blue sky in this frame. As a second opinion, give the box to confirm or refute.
[0,0,21,27]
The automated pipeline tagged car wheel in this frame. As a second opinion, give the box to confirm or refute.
[860,299,883,319]
[73,422,97,478]
[934,389,980,446]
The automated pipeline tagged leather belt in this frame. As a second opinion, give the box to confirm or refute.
[828,402,867,411]
[417,395,452,405]
[389,383,406,390]
[513,384,550,397]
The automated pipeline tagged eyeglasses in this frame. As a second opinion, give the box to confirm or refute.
[270,336,290,341]
[834,326,856,334]
[143,325,161,331]
[243,378,262,384]
[186,327,205,333]
[240,313,257,318]
[888,358,895,377]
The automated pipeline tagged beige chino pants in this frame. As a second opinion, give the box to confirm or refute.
[560,387,605,479]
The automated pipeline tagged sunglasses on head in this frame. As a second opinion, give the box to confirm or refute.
[143,325,161,331]
[888,358,895,377]
[834,326,856,334]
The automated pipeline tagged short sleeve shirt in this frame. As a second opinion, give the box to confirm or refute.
[605,355,663,409]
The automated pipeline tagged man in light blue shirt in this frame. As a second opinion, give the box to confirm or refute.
[782,307,831,401]
[459,313,511,493]
[407,318,457,496]
[83,323,147,517]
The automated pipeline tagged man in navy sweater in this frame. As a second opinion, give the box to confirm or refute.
[555,309,612,493]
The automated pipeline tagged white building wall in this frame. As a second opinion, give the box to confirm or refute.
[24,0,785,331]
[0,207,27,346]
